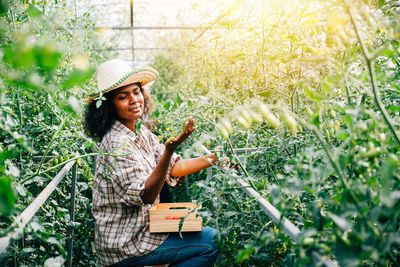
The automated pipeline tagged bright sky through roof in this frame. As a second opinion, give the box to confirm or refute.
[79,0,200,66]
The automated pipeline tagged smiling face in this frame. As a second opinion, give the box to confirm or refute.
[112,83,145,124]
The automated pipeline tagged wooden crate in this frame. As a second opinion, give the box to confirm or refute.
[149,203,202,233]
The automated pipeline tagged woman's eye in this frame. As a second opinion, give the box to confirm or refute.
[119,95,127,100]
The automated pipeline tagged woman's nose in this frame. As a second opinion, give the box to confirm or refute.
[129,93,138,103]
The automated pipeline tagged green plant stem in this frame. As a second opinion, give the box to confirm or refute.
[345,2,400,146]
[309,124,360,208]
[35,115,71,177]
[261,0,266,86]
[192,113,217,128]
[226,138,257,190]
[17,90,23,128]
[344,49,352,106]
[291,49,303,113]
[344,77,352,106]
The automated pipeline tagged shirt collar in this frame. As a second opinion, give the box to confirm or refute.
[111,120,142,141]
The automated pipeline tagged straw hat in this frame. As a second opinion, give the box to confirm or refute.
[87,59,158,102]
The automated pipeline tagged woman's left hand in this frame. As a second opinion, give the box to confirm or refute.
[164,117,196,152]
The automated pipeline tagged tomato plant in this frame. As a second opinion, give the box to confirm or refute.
[1,0,400,266]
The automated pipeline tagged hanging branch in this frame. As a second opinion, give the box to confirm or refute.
[344,1,400,146]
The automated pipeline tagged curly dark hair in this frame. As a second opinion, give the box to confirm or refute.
[84,83,154,141]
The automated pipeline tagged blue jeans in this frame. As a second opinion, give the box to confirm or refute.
[110,227,219,267]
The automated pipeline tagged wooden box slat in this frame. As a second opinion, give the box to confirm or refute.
[149,203,202,233]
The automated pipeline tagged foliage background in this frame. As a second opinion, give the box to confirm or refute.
[0,0,399,266]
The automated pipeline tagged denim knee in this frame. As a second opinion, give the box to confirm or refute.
[202,227,219,255]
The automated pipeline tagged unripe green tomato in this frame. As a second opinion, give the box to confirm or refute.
[239,109,252,123]
[359,123,368,132]
[328,110,336,119]
[379,133,386,143]
[237,116,251,129]
[297,125,303,133]
[367,141,375,150]
[52,157,59,165]
[249,110,263,124]
[364,147,381,158]
[325,129,331,141]
[303,237,314,245]
[77,158,83,167]
[221,119,233,133]
[58,155,63,163]
[306,107,313,116]
[320,244,331,253]
[329,125,335,136]
[257,103,280,128]
[281,113,297,133]
[83,165,90,172]
[219,126,230,139]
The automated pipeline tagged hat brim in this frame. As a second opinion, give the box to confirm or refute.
[86,67,158,103]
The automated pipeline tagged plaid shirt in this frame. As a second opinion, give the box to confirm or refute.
[92,120,182,267]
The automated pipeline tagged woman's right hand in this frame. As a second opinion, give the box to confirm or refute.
[164,117,196,152]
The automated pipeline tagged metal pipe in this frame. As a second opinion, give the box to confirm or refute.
[207,167,216,217]
[0,161,76,254]
[94,26,201,30]
[67,163,77,267]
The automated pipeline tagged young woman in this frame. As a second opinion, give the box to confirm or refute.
[84,59,220,267]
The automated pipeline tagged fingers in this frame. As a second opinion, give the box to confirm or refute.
[167,118,196,149]
[215,156,241,171]
[183,117,196,135]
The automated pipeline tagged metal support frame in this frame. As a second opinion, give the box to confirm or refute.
[94,26,201,30]
[0,160,78,265]
[129,0,135,66]
[67,163,77,267]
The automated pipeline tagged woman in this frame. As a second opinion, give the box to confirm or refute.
[84,59,220,267]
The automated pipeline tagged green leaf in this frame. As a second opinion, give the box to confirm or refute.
[0,175,16,216]
[236,244,254,263]
[163,101,171,110]
[26,5,43,18]
[152,108,160,118]
[5,160,20,177]
[62,68,95,89]
[3,44,35,69]
[175,93,183,107]
[95,99,102,108]
[0,0,9,15]
[33,42,63,71]
[304,87,323,102]
[135,121,143,135]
